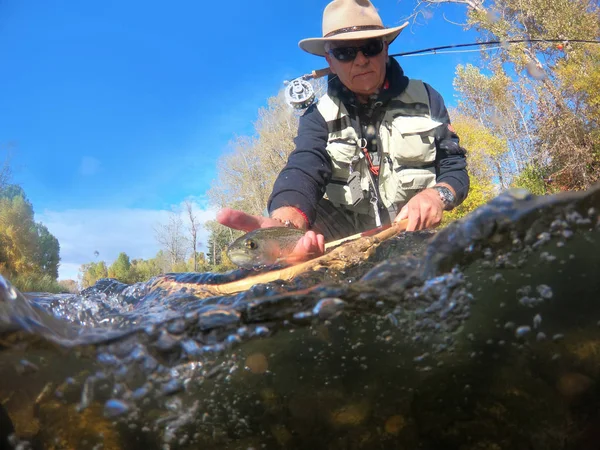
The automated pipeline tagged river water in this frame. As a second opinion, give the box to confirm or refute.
[1,186,600,449]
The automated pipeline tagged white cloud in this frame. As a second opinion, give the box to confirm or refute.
[36,202,219,281]
[79,156,101,176]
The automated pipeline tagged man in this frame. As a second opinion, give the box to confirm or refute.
[217,0,469,262]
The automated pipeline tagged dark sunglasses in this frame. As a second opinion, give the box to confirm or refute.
[327,39,385,62]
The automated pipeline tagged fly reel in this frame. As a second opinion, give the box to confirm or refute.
[284,78,316,109]
[283,67,331,109]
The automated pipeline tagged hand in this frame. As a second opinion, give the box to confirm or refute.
[216,207,325,263]
[394,188,445,232]
[216,207,282,232]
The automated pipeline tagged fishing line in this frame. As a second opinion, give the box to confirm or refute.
[283,38,600,109]
[401,45,503,56]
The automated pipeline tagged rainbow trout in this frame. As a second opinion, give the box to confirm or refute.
[226,227,306,269]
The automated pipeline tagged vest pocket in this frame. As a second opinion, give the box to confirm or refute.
[392,167,437,203]
[324,181,371,214]
[389,117,440,163]
[325,179,350,205]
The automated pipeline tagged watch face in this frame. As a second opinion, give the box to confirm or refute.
[435,186,455,208]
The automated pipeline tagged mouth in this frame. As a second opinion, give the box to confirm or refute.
[353,71,374,80]
[226,250,255,268]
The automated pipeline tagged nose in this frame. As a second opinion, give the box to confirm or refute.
[353,50,369,65]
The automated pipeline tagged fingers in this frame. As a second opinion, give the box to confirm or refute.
[316,233,325,254]
[288,230,325,264]
[399,191,444,232]
[216,208,280,232]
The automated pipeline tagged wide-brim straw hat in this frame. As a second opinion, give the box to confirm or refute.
[299,0,409,57]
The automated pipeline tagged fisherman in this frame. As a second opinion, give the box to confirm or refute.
[217,0,470,262]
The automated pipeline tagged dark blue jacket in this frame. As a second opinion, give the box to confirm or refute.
[267,57,470,225]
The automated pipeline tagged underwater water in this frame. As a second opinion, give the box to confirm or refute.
[1,185,600,450]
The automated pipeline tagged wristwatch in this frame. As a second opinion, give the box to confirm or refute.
[432,185,456,210]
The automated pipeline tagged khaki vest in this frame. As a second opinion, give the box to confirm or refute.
[316,79,441,215]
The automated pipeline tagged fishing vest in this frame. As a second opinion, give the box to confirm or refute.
[316,79,441,216]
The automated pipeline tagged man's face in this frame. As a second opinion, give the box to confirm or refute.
[325,39,388,97]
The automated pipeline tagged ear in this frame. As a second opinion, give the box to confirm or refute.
[324,54,337,74]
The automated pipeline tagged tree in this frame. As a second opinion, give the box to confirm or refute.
[412,0,600,192]
[0,195,39,276]
[204,220,240,267]
[79,261,108,288]
[108,252,132,283]
[440,113,500,223]
[184,200,201,272]
[154,209,188,270]
[206,88,310,216]
[33,223,60,279]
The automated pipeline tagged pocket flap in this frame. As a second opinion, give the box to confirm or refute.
[327,140,358,165]
[393,117,443,135]
[396,168,436,190]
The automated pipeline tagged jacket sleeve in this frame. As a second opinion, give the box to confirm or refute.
[425,83,470,206]
[267,104,333,225]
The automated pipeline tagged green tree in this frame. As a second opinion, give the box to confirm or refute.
[108,252,132,283]
[414,0,600,191]
[80,261,108,288]
[205,220,241,267]
[440,113,499,224]
[33,223,60,279]
[0,195,39,276]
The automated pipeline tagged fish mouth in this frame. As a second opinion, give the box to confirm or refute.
[226,250,259,270]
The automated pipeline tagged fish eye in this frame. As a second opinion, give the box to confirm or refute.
[245,239,257,250]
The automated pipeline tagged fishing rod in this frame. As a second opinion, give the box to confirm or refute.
[283,38,600,109]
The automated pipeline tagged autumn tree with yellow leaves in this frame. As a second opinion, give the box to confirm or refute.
[0,155,63,292]
[415,0,600,194]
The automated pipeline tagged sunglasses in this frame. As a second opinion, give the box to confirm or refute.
[327,39,385,62]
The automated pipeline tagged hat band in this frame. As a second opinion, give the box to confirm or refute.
[324,25,385,38]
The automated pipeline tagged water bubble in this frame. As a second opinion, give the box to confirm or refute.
[413,353,429,363]
[536,332,547,342]
[131,385,151,400]
[167,319,186,335]
[97,353,119,366]
[515,325,531,338]
[312,297,345,320]
[533,314,542,329]
[15,359,39,375]
[104,399,130,418]
[552,333,564,342]
[519,296,541,307]
[254,326,270,337]
[536,285,553,299]
[154,332,179,352]
[540,252,557,263]
[490,273,503,283]
[181,339,202,357]
[292,311,313,322]
[161,379,183,396]
[561,230,574,239]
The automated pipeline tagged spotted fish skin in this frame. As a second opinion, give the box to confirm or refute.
[226,227,306,269]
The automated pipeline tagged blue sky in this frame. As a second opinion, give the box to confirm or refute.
[0,0,479,281]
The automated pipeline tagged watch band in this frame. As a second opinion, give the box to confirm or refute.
[433,185,456,210]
